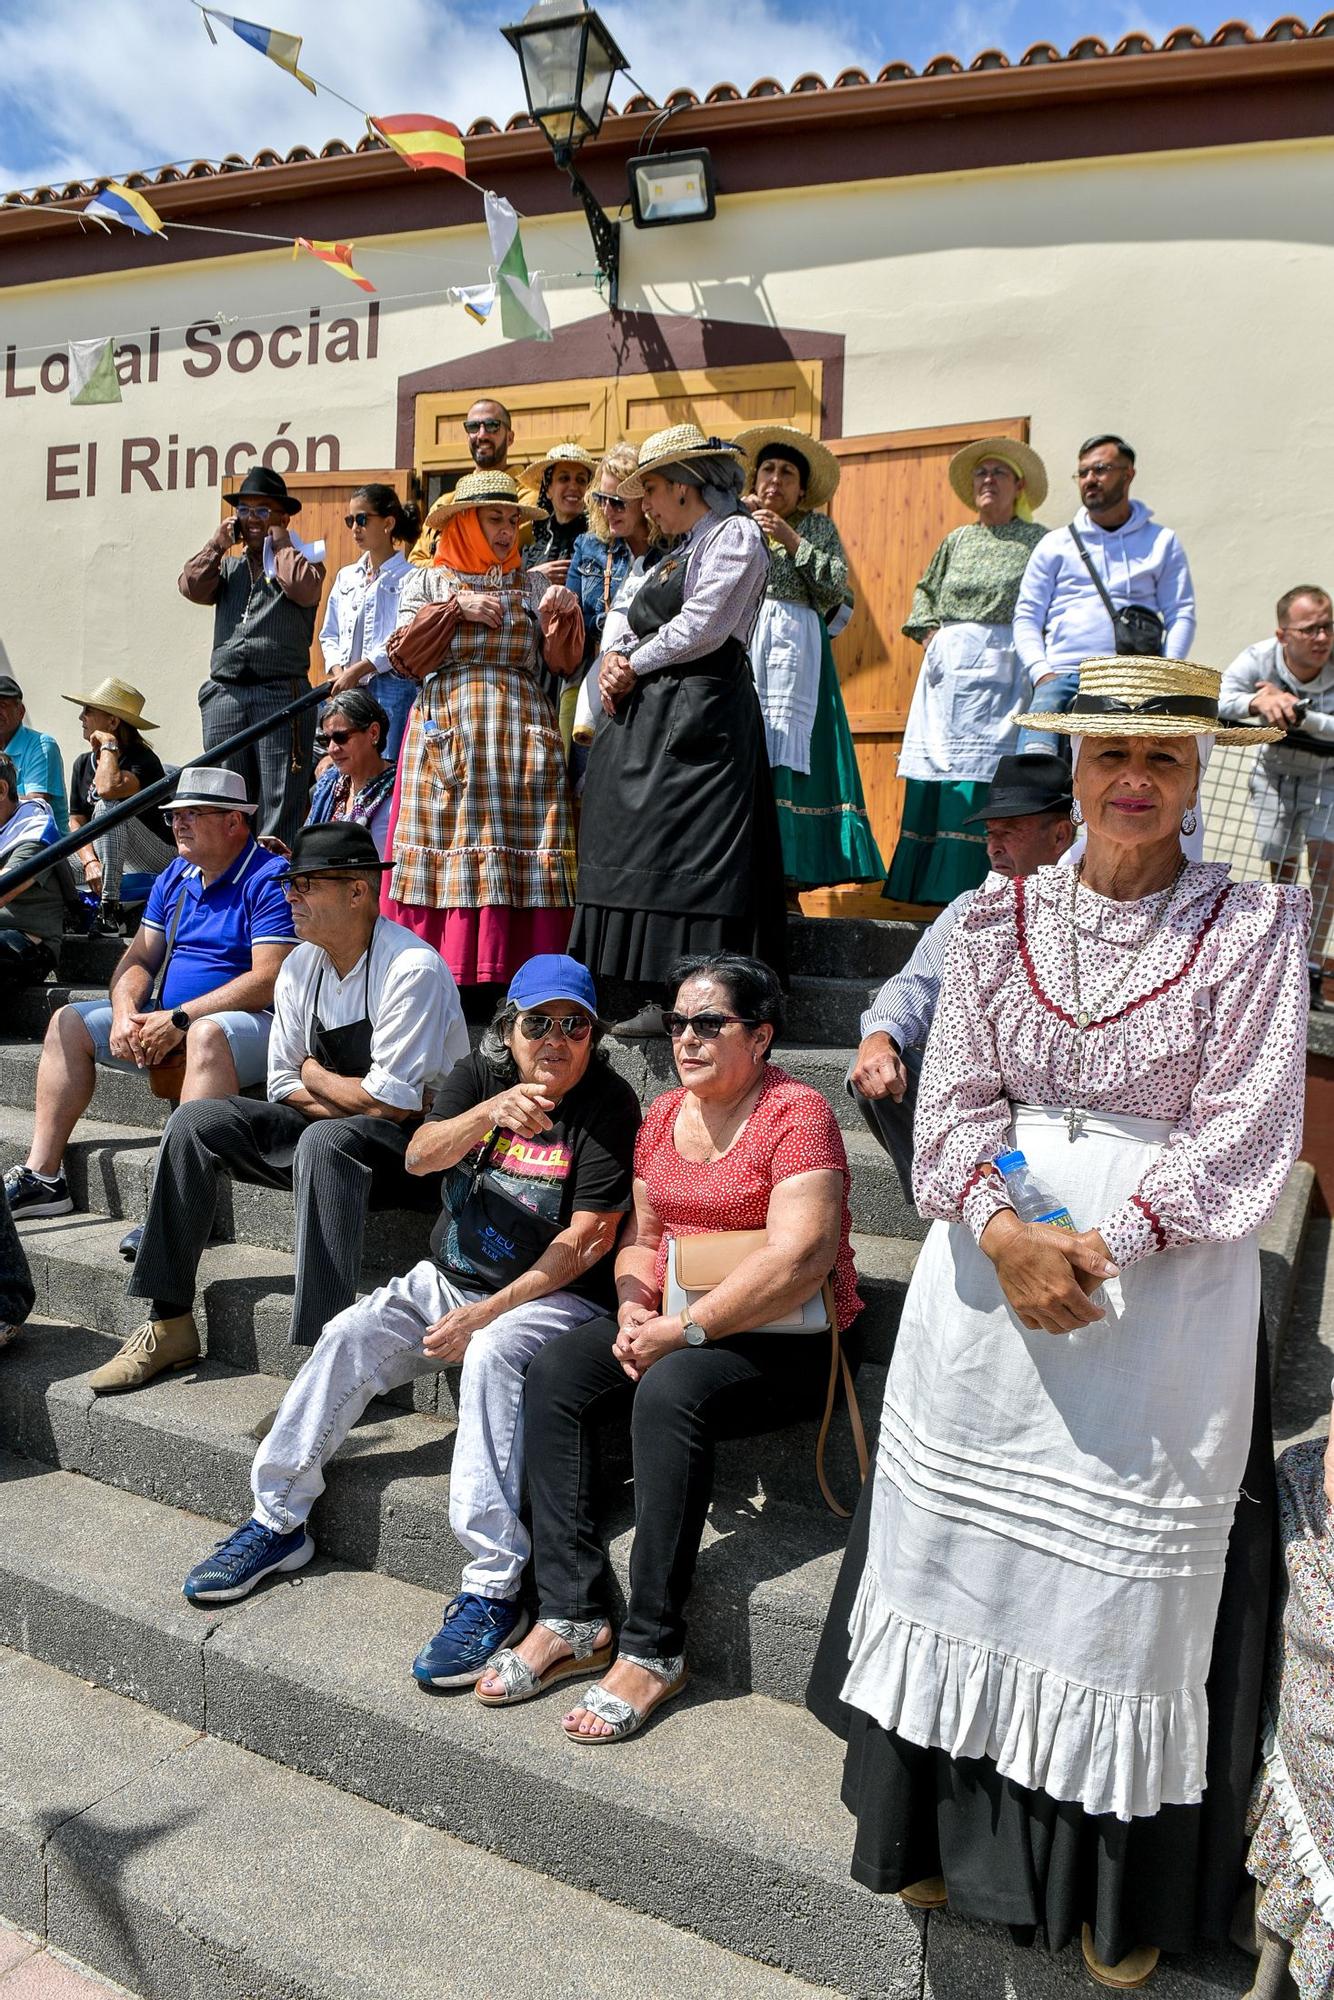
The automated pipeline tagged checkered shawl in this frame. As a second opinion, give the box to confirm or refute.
[390,567,576,911]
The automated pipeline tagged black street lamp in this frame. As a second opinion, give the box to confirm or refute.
[502,0,629,307]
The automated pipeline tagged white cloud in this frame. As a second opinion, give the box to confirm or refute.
[0,0,877,194]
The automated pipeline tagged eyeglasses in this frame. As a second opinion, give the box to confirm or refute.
[167,806,228,823]
[518,1012,593,1041]
[281,872,362,896]
[463,418,506,435]
[1073,462,1126,481]
[662,1010,759,1039]
[235,505,274,521]
[1286,620,1333,637]
[323,727,366,746]
[343,511,381,529]
[599,495,629,512]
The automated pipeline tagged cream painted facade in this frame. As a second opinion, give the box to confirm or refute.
[3,132,1331,766]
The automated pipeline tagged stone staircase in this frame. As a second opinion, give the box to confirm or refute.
[0,919,1315,2000]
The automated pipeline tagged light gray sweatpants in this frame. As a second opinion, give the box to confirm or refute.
[250,1259,601,1598]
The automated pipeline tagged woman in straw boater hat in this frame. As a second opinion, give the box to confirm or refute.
[382,470,585,986]
[732,423,882,898]
[810,656,1307,1990]
[569,423,786,1034]
[63,676,174,921]
[522,443,598,588]
[886,436,1049,907]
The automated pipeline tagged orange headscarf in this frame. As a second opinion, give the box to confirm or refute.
[432,506,523,575]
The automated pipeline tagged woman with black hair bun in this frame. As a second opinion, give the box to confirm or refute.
[320,483,423,760]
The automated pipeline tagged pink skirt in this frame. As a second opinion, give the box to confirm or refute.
[382,898,573,986]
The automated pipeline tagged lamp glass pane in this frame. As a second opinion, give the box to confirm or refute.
[518,16,585,145]
[579,27,618,132]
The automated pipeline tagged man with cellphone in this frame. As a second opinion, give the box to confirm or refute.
[179,466,326,848]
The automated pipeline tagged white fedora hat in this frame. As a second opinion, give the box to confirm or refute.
[170,766,259,813]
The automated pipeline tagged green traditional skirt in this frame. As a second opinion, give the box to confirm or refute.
[773,624,884,891]
[883,777,990,907]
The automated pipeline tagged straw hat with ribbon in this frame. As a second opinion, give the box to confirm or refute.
[1014,656,1283,744]
[732,423,841,510]
[948,437,1049,519]
[62,677,158,731]
[617,424,746,497]
[427,469,545,526]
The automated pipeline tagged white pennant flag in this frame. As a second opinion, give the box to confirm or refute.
[68,336,122,405]
[484,192,551,343]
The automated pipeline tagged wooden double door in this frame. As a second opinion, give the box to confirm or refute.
[279,378,1033,919]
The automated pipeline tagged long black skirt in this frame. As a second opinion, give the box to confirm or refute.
[806,1320,1276,1966]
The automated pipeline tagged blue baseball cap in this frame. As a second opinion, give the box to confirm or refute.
[506,954,599,1020]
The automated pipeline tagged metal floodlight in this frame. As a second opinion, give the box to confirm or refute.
[627,149,717,228]
[502,1,629,161]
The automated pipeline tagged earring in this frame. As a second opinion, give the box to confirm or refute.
[1181,806,1197,835]
[1070,800,1084,827]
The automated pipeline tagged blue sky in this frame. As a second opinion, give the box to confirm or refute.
[0,0,1280,195]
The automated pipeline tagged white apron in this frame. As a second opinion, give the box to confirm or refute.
[897,619,1027,783]
[842,1104,1259,1823]
[751,597,823,774]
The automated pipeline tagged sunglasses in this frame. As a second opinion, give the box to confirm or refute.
[343,511,382,529]
[235,505,275,521]
[599,495,630,512]
[323,727,366,746]
[464,418,506,434]
[662,1010,759,1039]
[518,1012,593,1042]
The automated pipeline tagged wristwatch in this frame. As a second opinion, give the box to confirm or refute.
[170,1008,191,1033]
[680,1306,709,1348]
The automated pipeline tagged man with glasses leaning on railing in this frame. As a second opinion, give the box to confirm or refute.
[1221,584,1334,1008]
[177,953,641,1696]
[3,767,295,1232]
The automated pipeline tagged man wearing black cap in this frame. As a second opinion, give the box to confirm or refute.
[849,753,1075,1200]
[105,823,468,1394]
[179,466,327,848]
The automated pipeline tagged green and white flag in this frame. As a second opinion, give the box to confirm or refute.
[484,191,551,343]
[68,336,122,405]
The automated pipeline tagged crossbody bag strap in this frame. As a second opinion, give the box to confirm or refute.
[814,1280,869,1518]
[1068,524,1118,623]
[148,883,191,1011]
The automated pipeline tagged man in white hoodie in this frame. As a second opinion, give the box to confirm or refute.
[1012,435,1196,749]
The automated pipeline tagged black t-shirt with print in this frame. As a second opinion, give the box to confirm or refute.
[70,741,171,845]
[426,1051,640,1305]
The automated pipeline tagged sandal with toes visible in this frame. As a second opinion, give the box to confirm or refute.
[474,1616,611,1707]
[562,1652,689,1745]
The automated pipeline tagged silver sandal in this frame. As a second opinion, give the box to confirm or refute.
[474,1616,612,1707]
[562,1651,689,1745]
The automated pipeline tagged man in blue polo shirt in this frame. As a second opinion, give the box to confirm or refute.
[4,767,295,1221]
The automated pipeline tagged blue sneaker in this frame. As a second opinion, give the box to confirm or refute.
[412,1592,528,1688]
[182,1517,314,1605]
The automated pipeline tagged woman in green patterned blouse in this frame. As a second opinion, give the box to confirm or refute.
[735,424,882,897]
[885,439,1049,907]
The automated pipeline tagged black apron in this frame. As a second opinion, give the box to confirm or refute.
[575,542,784,924]
[309,931,376,1077]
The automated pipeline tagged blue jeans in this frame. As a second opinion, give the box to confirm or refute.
[368,671,418,764]
[1016,669,1080,755]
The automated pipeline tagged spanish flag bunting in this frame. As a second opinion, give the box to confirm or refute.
[293,238,375,295]
[369,113,466,177]
[84,182,164,237]
[199,8,317,94]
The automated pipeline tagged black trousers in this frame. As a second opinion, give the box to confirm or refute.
[0,929,56,998]
[523,1314,829,1658]
[128,1096,436,1346]
[0,1177,34,1330]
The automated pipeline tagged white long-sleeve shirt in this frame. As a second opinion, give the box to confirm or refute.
[267,916,469,1111]
[859,889,978,1049]
[620,512,769,677]
[1219,637,1334,760]
[1012,502,1196,682]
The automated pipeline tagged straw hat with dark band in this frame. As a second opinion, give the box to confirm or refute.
[732,423,841,510]
[427,469,545,526]
[948,437,1049,512]
[618,424,746,497]
[1014,656,1284,744]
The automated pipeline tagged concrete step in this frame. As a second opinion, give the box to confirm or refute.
[0,1318,880,1701]
[0,1644,835,2000]
[12,1195,916,1376]
[0,1459,922,1995]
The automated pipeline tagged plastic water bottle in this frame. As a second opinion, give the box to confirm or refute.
[994,1149,1076,1231]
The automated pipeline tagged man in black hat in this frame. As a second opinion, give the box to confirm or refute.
[179,467,327,848]
[849,753,1075,1202]
[105,823,469,1393]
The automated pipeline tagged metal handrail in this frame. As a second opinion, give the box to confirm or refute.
[0,678,334,902]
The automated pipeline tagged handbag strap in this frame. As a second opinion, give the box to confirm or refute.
[148,882,191,1011]
[1067,524,1119,624]
[814,1281,869,1519]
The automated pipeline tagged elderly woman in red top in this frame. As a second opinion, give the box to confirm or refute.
[384,470,584,987]
[475,950,861,1741]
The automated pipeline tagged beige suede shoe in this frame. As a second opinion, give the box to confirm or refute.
[1081,1926,1160,1989]
[898,1878,948,1910]
[87,1315,200,1395]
